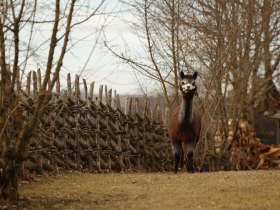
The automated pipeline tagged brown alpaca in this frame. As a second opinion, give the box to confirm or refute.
[169,71,201,173]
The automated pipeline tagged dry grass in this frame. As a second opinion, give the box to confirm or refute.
[11,170,280,209]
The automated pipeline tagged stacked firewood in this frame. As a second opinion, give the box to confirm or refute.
[255,142,280,169]
[214,118,280,170]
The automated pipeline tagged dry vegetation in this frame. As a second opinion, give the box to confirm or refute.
[1,0,280,201]
[1,171,278,210]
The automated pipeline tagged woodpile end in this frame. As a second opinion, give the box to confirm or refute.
[214,118,280,170]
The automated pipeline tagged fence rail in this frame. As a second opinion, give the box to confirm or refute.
[18,70,172,174]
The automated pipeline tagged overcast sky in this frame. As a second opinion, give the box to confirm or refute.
[60,1,142,96]
[17,1,149,96]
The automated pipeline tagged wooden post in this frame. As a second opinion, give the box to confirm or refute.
[95,85,103,172]
[143,99,149,144]
[104,85,108,104]
[125,97,132,116]
[113,91,125,171]
[114,91,121,110]
[105,87,112,171]
[74,75,81,170]
[107,89,112,106]
[83,78,88,100]
[75,74,80,98]
[75,103,82,171]
[26,71,31,96]
[142,98,150,168]
[37,68,42,90]
[143,99,149,119]
[163,107,169,127]
[62,92,70,169]
[56,73,60,97]
[67,73,72,96]
[32,71,37,96]
[135,97,139,116]
[98,85,103,103]
[134,97,141,169]
[89,82,94,100]
[124,97,133,169]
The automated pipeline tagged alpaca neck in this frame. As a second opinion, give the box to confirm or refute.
[178,94,194,125]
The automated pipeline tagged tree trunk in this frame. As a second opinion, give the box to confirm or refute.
[0,148,21,200]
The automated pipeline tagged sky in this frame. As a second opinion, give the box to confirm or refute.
[59,1,143,96]
[16,0,143,96]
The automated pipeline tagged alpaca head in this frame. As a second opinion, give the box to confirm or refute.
[179,71,198,96]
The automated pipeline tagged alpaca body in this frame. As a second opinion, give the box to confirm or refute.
[169,71,201,173]
[169,105,201,144]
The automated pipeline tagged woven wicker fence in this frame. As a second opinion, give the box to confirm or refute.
[19,70,173,174]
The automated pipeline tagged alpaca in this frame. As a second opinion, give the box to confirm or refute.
[169,71,201,173]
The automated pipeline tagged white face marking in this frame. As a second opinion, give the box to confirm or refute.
[181,79,196,93]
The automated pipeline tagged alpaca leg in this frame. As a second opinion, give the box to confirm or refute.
[179,148,185,169]
[186,143,195,173]
[172,141,182,174]
[181,141,188,170]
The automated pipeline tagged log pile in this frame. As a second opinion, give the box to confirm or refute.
[214,118,280,170]
[255,142,280,169]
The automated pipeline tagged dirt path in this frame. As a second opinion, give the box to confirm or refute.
[12,171,280,209]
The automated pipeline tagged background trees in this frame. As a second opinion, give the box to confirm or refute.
[111,0,280,169]
[109,0,193,110]
[115,0,280,110]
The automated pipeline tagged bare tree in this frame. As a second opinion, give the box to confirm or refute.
[112,0,280,170]
[0,0,106,200]
[181,0,280,169]
[107,0,194,112]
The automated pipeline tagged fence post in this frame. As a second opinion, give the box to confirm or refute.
[83,78,87,100]
[134,97,141,169]
[124,97,134,169]
[67,73,72,96]
[37,68,42,90]
[143,99,154,170]
[113,92,125,171]
[105,87,112,171]
[75,74,80,98]
[25,71,31,96]
[56,73,60,97]
[95,85,103,172]
[89,82,94,100]
[63,76,70,169]
[107,88,112,106]
[114,90,121,109]
[98,85,103,103]
[74,75,81,171]
[32,71,37,96]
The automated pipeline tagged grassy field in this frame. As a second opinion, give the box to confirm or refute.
[3,170,280,209]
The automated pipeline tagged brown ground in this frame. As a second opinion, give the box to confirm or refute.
[4,170,280,209]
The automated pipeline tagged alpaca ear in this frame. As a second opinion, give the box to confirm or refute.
[180,71,185,79]
[193,71,198,80]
